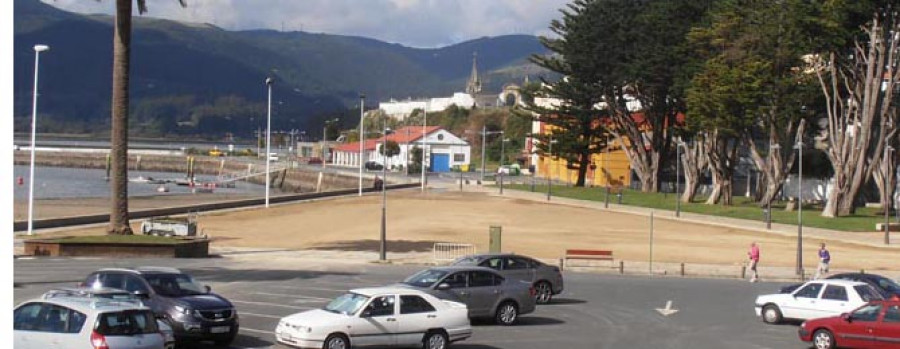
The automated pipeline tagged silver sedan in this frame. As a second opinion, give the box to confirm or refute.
[452,253,564,304]
[397,266,536,326]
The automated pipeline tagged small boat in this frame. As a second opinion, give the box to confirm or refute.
[130,176,165,184]
[156,185,169,193]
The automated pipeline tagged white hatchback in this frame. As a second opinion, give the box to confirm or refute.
[755,279,883,324]
[14,296,167,349]
[276,287,472,349]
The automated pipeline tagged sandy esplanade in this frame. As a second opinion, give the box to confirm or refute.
[30,190,898,272]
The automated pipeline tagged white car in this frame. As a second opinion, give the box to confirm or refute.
[14,296,167,349]
[755,279,884,324]
[276,287,471,349]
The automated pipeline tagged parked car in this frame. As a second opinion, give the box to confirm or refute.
[365,160,384,171]
[780,273,900,300]
[398,266,536,325]
[798,299,900,349]
[276,287,471,349]
[756,279,883,324]
[451,253,564,304]
[41,287,175,349]
[81,267,238,346]
[14,295,167,349]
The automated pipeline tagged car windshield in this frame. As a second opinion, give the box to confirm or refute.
[143,274,205,297]
[323,293,369,315]
[402,269,449,288]
[95,310,158,336]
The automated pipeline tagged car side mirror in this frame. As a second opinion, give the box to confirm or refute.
[841,313,852,323]
[204,285,212,293]
[360,309,372,318]
[435,283,451,291]
[133,290,150,299]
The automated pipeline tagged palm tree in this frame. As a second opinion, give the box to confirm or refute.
[108,0,185,235]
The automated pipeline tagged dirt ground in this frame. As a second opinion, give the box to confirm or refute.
[24,190,898,272]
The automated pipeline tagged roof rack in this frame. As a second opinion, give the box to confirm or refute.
[135,266,182,274]
[89,299,145,309]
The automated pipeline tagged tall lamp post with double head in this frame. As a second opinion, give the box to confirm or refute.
[27,44,50,236]
[359,94,365,196]
[795,141,804,276]
[264,77,273,208]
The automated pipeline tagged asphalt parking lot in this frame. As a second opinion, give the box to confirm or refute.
[14,255,810,349]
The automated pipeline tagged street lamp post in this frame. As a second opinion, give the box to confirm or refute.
[605,135,611,209]
[27,44,50,236]
[500,137,509,195]
[323,118,338,168]
[380,122,391,261]
[264,77,273,208]
[480,125,487,184]
[547,137,558,201]
[798,141,804,275]
[421,109,427,192]
[676,140,683,218]
[359,94,365,196]
[886,145,895,245]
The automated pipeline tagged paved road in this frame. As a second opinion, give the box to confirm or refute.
[14,256,809,349]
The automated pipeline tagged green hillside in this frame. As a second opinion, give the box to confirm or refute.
[13,0,550,138]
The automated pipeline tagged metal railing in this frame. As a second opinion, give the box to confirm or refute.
[432,243,477,262]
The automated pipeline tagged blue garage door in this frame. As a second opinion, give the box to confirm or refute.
[430,153,450,172]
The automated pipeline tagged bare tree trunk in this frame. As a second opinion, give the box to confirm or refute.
[680,137,708,203]
[705,131,738,205]
[108,0,133,235]
[746,118,805,208]
[817,12,900,217]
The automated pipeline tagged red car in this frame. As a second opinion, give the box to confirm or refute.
[798,300,900,349]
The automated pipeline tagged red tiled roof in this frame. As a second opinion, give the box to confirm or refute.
[333,126,443,153]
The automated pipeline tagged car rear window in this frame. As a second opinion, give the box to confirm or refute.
[95,310,158,336]
[855,285,884,302]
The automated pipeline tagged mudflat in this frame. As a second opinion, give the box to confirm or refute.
[25,190,898,272]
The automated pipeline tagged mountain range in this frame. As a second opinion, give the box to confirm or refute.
[13,0,550,137]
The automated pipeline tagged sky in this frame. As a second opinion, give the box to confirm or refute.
[42,0,570,48]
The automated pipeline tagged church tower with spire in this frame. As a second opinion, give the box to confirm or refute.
[465,52,482,96]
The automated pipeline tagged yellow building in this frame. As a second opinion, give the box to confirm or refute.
[534,138,631,188]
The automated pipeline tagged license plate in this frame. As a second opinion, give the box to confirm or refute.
[210,326,230,334]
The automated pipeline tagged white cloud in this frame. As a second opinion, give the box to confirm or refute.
[42,0,567,48]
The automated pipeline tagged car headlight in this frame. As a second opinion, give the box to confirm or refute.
[173,305,195,317]
[800,321,807,328]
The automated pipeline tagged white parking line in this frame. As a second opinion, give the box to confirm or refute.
[270,285,350,292]
[231,300,314,310]
[251,292,332,301]
[239,327,275,335]
[239,312,284,319]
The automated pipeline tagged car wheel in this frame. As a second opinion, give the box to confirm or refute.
[813,329,835,349]
[422,331,448,349]
[534,281,553,304]
[762,304,783,324]
[495,301,519,326]
[324,334,350,349]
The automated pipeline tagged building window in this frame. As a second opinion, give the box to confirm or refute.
[454,154,465,162]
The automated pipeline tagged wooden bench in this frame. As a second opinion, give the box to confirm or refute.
[563,249,614,270]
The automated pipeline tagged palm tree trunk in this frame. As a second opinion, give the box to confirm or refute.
[108,0,133,235]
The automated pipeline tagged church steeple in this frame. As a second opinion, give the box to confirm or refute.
[465,52,482,95]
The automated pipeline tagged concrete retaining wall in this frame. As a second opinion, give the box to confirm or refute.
[24,239,210,258]
[13,183,420,232]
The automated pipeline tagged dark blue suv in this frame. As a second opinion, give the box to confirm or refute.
[83,267,238,346]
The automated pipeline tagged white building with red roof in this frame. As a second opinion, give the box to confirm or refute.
[331,126,471,173]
